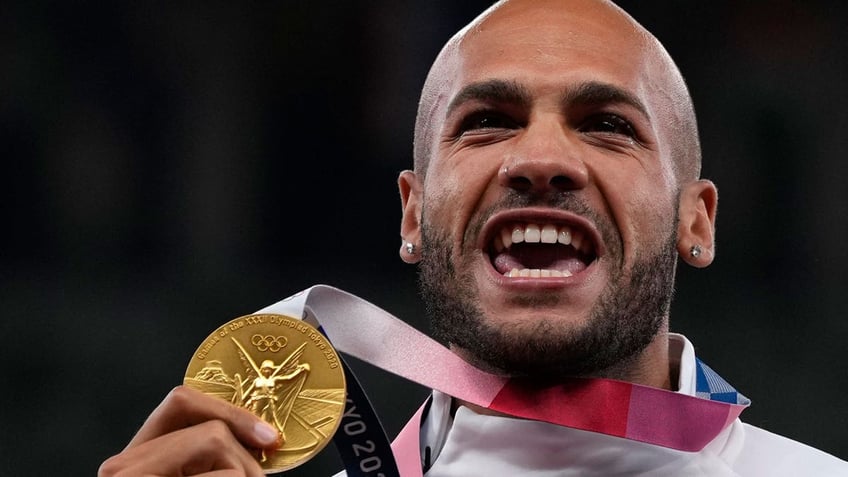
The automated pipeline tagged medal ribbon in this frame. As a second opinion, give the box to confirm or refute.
[258,285,749,476]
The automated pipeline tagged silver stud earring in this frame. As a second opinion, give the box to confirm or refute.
[405,242,415,255]
[689,244,702,258]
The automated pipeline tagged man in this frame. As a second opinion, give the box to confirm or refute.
[99,0,848,475]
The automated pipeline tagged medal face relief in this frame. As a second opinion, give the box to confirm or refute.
[184,314,346,473]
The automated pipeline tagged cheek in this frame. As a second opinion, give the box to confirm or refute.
[597,164,677,252]
[421,173,466,243]
[423,173,458,219]
[632,191,675,230]
[625,185,678,252]
[424,160,498,232]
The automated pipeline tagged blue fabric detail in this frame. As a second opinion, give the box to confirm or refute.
[694,358,751,406]
[710,392,744,404]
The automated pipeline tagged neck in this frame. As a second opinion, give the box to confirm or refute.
[454,331,674,416]
[602,330,674,390]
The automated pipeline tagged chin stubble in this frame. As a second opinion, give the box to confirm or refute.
[417,198,678,380]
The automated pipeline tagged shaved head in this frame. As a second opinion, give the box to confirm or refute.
[413,0,702,184]
[399,0,719,382]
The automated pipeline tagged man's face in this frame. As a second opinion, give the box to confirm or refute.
[406,0,698,379]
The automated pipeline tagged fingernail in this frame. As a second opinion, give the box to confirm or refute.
[254,421,279,445]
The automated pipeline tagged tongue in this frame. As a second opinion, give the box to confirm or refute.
[492,243,587,275]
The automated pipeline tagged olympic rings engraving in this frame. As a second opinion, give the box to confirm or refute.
[251,334,288,352]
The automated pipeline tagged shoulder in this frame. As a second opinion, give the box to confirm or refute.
[726,421,848,476]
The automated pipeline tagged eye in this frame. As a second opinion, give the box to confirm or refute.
[459,111,519,133]
[579,114,636,138]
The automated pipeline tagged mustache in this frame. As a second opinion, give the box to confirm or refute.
[490,191,597,215]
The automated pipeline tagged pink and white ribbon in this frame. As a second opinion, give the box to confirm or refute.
[257,284,748,476]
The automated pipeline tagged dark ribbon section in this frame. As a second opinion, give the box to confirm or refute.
[287,296,749,475]
[320,326,401,477]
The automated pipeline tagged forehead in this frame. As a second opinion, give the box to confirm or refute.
[447,1,660,106]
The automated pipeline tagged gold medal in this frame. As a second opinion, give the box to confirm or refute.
[184,313,346,473]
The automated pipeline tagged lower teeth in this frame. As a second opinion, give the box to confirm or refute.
[506,268,573,278]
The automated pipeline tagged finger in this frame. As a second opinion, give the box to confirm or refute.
[126,386,279,451]
[100,420,267,477]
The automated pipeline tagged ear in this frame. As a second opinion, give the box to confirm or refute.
[677,179,718,268]
[398,170,423,264]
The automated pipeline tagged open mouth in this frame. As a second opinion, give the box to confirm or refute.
[487,221,599,278]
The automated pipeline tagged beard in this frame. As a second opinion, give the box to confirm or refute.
[418,192,678,380]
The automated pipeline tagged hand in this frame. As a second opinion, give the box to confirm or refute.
[98,386,279,477]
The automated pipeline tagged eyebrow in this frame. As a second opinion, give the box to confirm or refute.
[444,78,650,122]
[564,81,650,120]
[445,79,531,118]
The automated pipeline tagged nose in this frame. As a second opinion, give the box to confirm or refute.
[497,123,589,193]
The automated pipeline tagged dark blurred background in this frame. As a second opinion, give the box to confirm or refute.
[2,1,847,475]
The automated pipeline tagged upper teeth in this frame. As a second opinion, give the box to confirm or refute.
[505,268,573,278]
[494,223,588,253]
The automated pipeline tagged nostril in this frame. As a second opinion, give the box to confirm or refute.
[549,175,573,190]
[508,176,533,191]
